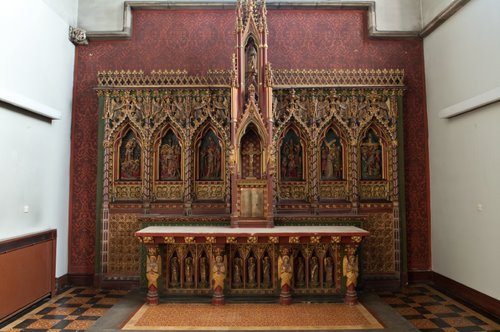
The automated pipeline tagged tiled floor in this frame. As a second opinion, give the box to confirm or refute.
[380,284,500,331]
[0,288,127,332]
[1,284,498,331]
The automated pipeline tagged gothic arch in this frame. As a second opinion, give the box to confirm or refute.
[318,122,349,181]
[153,125,183,181]
[358,122,389,181]
[193,122,225,181]
[277,123,308,182]
[112,122,143,182]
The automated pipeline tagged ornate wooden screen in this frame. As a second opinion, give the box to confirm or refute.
[95,0,405,288]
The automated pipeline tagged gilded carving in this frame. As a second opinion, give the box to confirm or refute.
[268,236,279,244]
[289,236,300,244]
[195,183,224,200]
[319,183,348,200]
[205,236,216,244]
[154,184,183,200]
[146,247,161,289]
[184,237,196,244]
[310,236,321,244]
[164,237,175,244]
[360,182,389,200]
[114,184,142,200]
[108,214,140,274]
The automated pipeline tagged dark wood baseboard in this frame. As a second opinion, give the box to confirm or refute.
[432,272,500,320]
[67,274,94,287]
[55,274,69,294]
[408,270,433,283]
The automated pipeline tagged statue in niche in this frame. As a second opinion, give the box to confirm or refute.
[324,256,333,287]
[170,256,179,287]
[262,256,271,287]
[233,257,242,286]
[242,141,261,178]
[245,41,258,100]
[280,130,302,180]
[278,253,293,289]
[343,253,359,289]
[120,132,141,180]
[159,133,181,180]
[296,256,305,287]
[199,132,221,180]
[199,256,208,287]
[361,130,382,180]
[185,257,193,286]
[321,130,343,180]
[310,256,319,287]
[247,44,257,73]
[247,256,256,287]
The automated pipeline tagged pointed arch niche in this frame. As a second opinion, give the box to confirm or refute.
[358,124,390,201]
[239,123,263,179]
[278,125,308,201]
[318,123,350,201]
[152,125,183,201]
[194,125,225,201]
[111,123,143,201]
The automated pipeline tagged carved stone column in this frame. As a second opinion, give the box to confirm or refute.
[211,246,226,305]
[278,247,293,305]
[145,244,161,305]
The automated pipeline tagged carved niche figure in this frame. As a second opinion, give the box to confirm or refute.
[199,130,222,180]
[233,257,242,286]
[310,256,319,287]
[185,257,194,286]
[241,129,262,179]
[199,256,208,287]
[170,256,179,287]
[159,132,181,180]
[278,253,293,289]
[321,130,343,180]
[262,256,271,287]
[146,248,161,290]
[324,256,333,287]
[247,256,256,287]
[360,129,382,180]
[280,129,303,181]
[245,40,258,94]
[120,131,141,180]
[296,256,305,287]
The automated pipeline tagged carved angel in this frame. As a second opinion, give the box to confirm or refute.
[342,254,359,288]
[146,253,161,288]
[278,254,293,288]
[212,254,227,290]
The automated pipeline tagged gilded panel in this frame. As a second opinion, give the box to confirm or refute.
[108,213,141,274]
[195,182,225,200]
[319,182,348,200]
[359,182,389,200]
[280,182,307,200]
[154,183,183,200]
[362,212,395,274]
[113,184,142,200]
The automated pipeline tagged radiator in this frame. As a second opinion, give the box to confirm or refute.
[0,230,56,322]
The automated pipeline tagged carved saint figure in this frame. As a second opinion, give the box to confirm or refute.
[200,135,221,180]
[296,256,305,286]
[233,257,242,285]
[343,254,359,289]
[170,256,179,286]
[324,256,333,287]
[247,257,256,286]
[280,132,302,180]
[185,257,193,286]
[247,44,257,73]
[278,254,293,288]
[361,130,382,180]
[212,254,226,291]
[262,256,271,287]
[146,251,161,289]
[310,256,319,286]
[199,256,208,287]
[121,135,141,180]
[160,137,181,180]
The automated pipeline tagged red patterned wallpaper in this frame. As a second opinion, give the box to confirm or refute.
[69,9,430,275]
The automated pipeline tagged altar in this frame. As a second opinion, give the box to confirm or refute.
[136,225,368,305]
[94,0,405,303]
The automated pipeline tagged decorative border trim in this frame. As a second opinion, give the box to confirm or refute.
[85,1,420,41]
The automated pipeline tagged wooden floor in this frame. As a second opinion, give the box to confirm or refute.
[0,285,498,331]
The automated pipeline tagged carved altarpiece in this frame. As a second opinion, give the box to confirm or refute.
[96,0,405,297]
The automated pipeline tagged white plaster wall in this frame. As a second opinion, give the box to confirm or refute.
[421,0,454,27]
[424,0,500,299]
[0,0,77,278]
[77,0,422,33]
